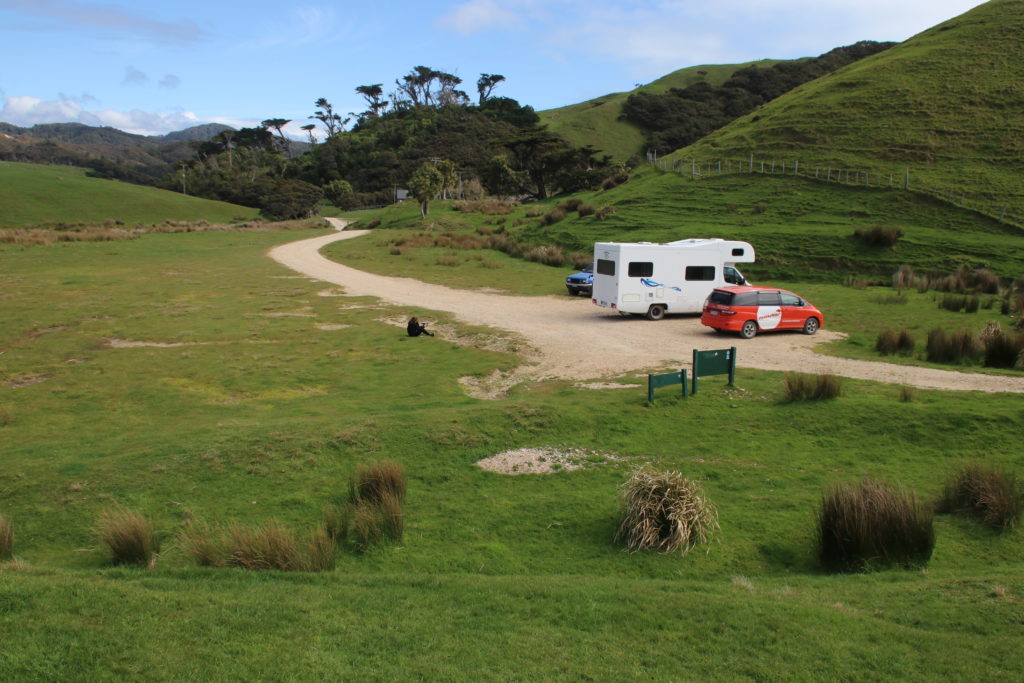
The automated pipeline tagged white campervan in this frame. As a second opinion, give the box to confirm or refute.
[591,238,755,319]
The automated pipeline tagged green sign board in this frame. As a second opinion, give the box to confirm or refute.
[647,369,688,403]
[691,347,737,394]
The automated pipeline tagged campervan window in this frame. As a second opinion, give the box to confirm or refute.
[596,259,616,276]
[685,266,715,281]
[628,262,653,277]
[731,248,745,256]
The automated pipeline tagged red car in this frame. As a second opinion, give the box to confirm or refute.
[701,286,823,339]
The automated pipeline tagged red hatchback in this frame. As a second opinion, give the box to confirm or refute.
[701,286,824,339]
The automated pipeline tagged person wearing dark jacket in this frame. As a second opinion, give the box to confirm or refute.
[407,316,434,337]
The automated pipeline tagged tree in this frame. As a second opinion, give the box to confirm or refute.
[476,74,505,105]
[435,159,458,199]
[261,118,292,157]
[323,179,354,208]
[480,155,522,199]
[310,98,346,138]
[260,179,323,220]
[408,161,444,218]
[355,84,388,119]
[300,123,317,145]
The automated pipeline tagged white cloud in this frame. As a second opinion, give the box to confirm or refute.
[0,93,229,136]
[0,0,206,45]
[159,74,181,89]
[248,4,341,48]
[436,0,524,34]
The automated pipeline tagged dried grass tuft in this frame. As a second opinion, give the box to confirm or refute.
[937,463,1022,530]
[615,467,719,554]
[226,521,301,571]
[95,507,160,567]
[0,515,13,560]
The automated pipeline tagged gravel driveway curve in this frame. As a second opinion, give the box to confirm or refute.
[268,219,1024,394]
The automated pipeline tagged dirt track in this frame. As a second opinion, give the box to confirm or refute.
[268,219,1024,394]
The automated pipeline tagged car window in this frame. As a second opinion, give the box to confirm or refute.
[685,266,715,281]
[780,292,802,306]
[733,292,758,306]
[628,262,653,277]
[707,290,734,305]
[757,290,782,306]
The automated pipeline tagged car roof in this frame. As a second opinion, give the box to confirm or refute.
[714,286,797,295]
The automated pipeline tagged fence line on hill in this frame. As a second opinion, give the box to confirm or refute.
[646,152,1023,231]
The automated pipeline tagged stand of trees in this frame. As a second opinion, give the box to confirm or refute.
[169,66,615,218]
[621,41,895,155]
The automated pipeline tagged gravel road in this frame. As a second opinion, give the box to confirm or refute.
[268,219,1024,394]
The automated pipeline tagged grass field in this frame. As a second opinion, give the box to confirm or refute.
[539,61,776,162]
[672,0,1024,219]
[0,161,257,228]
[2,218,1023,678]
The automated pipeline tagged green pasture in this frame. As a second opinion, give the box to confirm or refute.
[0,162,257,228]
[1,223,1023,678]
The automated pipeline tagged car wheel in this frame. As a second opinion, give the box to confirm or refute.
[739,320,758,339]
[803,317,819,335]
[646,305,666,321]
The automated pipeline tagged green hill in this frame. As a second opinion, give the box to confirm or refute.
[539,61,776,161]
[670,0,1024,220]
[0,161,257,227]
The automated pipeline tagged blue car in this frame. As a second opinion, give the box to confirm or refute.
[565,264,594,296]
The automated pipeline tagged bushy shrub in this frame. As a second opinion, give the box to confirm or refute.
[452,200,516,214]
[615,467,719,554]
[783,373,842,400]
[0,515,12,560]
[875,330,914,356]
[854,225,903,247]
[557,198,583,212]
[817,477,935,572]
[926,328,978,363]
[937,463,1022,530]
[95,508,160,567]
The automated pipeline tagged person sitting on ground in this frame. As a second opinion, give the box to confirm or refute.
[407,316,434,337]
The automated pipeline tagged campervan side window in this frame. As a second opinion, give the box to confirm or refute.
[628,262,653,277]
[732,248,745,257]
[596,259,616,276]
[685,266,715,281]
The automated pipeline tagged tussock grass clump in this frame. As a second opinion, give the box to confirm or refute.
[350,460,407,505]
[899,385,916,402]
[557,198,583,212]
[853,224,903,247]
[452,200,517,214]
[541,208,566,226]
[875,330,915,356]
[979,323,1024,368]
[595,205,615,221]
[615,467,719,554]
[524,245,568,267]
[178,523,226,567]
[817,477,935,572]
[226,521,301,571]
[0,515,13,560]
[577,203,595,217]
[95,508,160,567]
[304,524,337,572]
[926,328,978,363]
[783,373,842,401]
[938,463,1022,530]
[486,233,524,258]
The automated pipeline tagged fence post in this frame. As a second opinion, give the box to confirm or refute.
[904,168,909,189]
[794,160,799,176]
[826,168,831,182]
[761,161,764,173]
[749,154,753,172]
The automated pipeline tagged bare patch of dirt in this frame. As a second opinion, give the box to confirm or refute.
[576,381,636,390]
[259,311,317,318]
[5,373,51,388]
[476,447,622,474]
[316,324,350,331]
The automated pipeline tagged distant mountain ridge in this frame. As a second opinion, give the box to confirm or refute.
[0,121,234,148]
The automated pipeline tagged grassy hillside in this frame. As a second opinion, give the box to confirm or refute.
[539,61,775,161]
[1,227,1022,678]
[671,0,1024,219]
[0,161,257,227]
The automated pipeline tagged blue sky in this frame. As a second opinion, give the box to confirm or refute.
[0,0,986,138]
